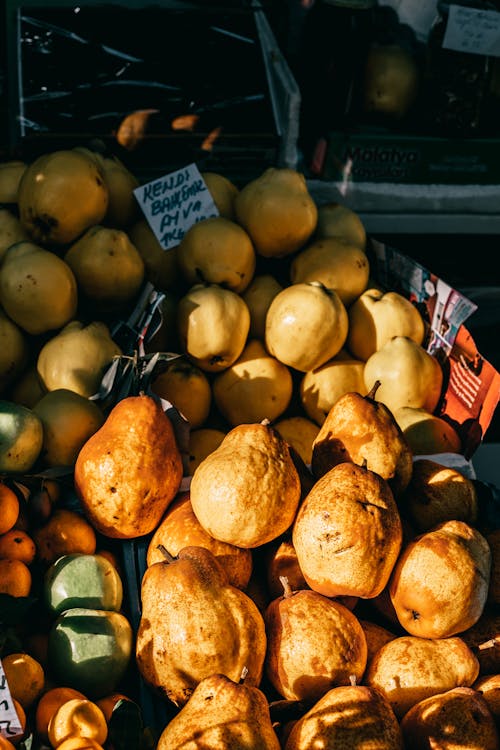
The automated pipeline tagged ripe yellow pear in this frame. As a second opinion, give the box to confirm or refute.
[234,167,317,258]
[212,339,293,426]
[300,349,366,425]
[200,171,239,219]
[176,216,256,293]
[364,336,443,414]
[347,289,425,361]
[242,273,283,340]
[290,236,370,307]
[0,208,29,261]
[265,282,348,373]
[187,427,226,475]
[127,219,179,292]
[315,201,367,249]
[177,284,250,373]
[273,416,320,466]
[393,405,462,454]
[151,359,211,429]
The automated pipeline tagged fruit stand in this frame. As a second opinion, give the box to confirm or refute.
[1,2,500,750]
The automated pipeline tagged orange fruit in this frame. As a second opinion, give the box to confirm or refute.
[0,483,19,534]
[48,698,107,748]
[0,559,31,597]
[95,692,131,724]
[35,686,87,741]
[33,509,96,565]
[0,529,36,564]
[2,652,45,709]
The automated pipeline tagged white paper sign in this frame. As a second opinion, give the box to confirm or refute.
[443,4,500,56]
[0,661,23,740]
[134,163,219,251]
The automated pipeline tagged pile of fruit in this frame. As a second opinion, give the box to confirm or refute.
[0,147,498,750]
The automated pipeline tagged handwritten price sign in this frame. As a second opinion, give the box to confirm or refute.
[443,4,500,56]
[134,163,219,251]
[0,661,23,741]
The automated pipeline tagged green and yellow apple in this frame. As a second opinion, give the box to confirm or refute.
[43,552,123,616]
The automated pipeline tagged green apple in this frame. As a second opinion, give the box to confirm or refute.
[347,289,425,361]
[44,552,123,616]
[363,336,443,415]
[394,406,462,455]
[48,607,133,699]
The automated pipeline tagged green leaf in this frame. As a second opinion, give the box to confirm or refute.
[108,699,144,750]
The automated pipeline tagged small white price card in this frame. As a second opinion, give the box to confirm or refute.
[443,4,500,56]
[0,660,23,741]
[134,163,219,251]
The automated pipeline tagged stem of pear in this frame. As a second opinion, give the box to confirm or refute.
[280,575,293,598]
[367,380,381,400]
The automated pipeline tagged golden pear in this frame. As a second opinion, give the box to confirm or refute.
[292,461,402,598]
[290,236,370,307]
[311,381,413,498]
[176,216,256,293]
[157,673,281,750]
[400,687,499,750]
[0,241,78,335]
[394,405,462,454]
[474,674,500,722]
[187,427,226,475]
[234,167,317,258]
[315,201,367,249]
[389,520,491,638]
[190,422,301,548]
[347,289,425,361]
[285,684,403,750]
[135,546,267,707]
[146,492,252,590]
[265,282,348,372]
[359,620,397,667]
[101,156,140,228]
[242,273,283,340]
[64,225,145,313]
[300,349,366,425]
[364,635,479,719]
[403,458,478,532]
[177,283,250,373]
[212,338,293,426]
[265,579,367,702]
[151,359,211,429]
[200,171,239,220]
[265,536,308,600]
[364,336,444,414]
[10,365,46,409]
[37,320,122,398]
[273,416,320,466]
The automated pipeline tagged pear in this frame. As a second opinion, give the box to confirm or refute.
[190,421,301,548]
[234,167,317,258]
[0,308,29,395]
[37,320,122,398]
[265,537,308,600]
[265,282,348,373]
[460,611,500,675]
[400,687,499,750]
[265,577,367,703]
[300,349,367,426]
[176,216,256,293]
[314,201,367,250]
[359,620,397,668]
[157,673,281,750]
[0,208,29,261]
[135,546,267,707]
[127,218,180,292]
[212,339,293,426]
[200,171,239,220]
[292,461,403,599]
[363,336,444,414]
[402,458,478,532]
[393,405,462,455]
[365,635,479,719]
[290,236,370,307]
[0,160,27,204]
[242,273,283,341]
[284,684,403,750]
[474,674,500,723]
[311,381,413,498]
[389,520,491,638]
[146,492,253,590]
[101,155,140,228]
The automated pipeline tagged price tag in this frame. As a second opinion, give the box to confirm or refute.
[0,660,23,740]
[442,4,500,56]
[134,163,219,251]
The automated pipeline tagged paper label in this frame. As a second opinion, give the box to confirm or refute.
[0,661,23,740]
[134,163,219,251]
[443,4,500,56]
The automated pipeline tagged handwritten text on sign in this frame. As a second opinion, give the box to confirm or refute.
[0,661,23,741]
[443,4,500,56]
[134,164,219,250]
